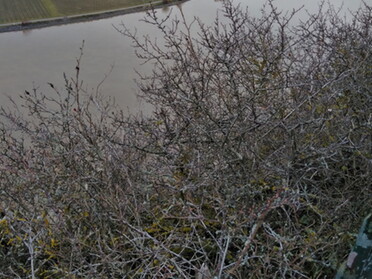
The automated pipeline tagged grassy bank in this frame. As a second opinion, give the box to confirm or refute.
[0,0,153,24]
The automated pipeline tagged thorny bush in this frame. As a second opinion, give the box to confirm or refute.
[0,1,371,278]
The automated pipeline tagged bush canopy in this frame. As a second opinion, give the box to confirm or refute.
[1,1,371,278]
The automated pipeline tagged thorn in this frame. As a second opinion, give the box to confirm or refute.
[25,90,30,95]
[48,82,54,89]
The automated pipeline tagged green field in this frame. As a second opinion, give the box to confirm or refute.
[0,0,152,25]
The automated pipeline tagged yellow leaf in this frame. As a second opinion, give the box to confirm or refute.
[51,238,58,248]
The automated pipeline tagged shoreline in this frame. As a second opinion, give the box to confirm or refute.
[0,0,188,33]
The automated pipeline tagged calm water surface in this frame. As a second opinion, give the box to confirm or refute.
[0,0,367,113]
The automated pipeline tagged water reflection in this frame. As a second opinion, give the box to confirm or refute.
[0,0,367,114]
[21,29,33,36]
[162,6,171,13]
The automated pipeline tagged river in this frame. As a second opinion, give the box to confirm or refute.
[0,0,367,114]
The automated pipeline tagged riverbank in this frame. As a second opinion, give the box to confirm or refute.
[0,0,188,33]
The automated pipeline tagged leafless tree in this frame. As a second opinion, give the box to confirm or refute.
[0,1,371,278]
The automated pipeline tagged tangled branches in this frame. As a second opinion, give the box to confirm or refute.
[1,1,371,278]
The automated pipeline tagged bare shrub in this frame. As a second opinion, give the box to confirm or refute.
[1,1,371,278]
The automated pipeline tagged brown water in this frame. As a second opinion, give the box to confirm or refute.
[0,0,366,114]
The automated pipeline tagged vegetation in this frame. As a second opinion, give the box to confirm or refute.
[0,0,153,25]
[0,1,371,278]
[0,0,55,24]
